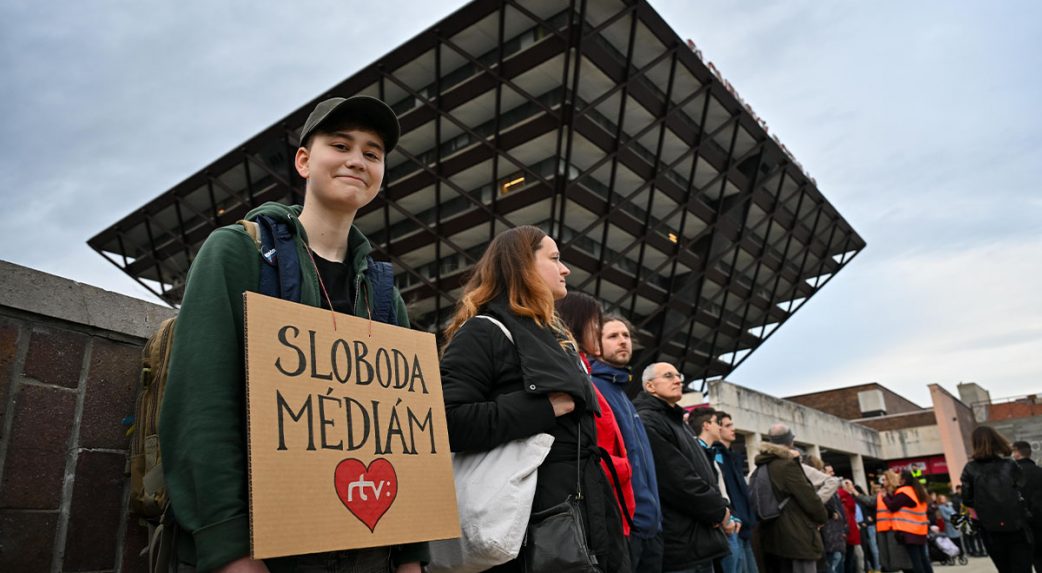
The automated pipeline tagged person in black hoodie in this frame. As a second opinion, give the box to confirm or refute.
[439,225,629,573]
[634,362,730,573]
[960,426,1032,573]
[1011,440,1042,572]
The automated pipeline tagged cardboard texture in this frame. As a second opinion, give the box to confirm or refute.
[244,292,460,559]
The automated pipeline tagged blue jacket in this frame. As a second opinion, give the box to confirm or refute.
[589,359,663,537]
[711,441,757,540]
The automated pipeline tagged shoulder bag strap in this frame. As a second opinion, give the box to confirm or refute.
[474,314,513,342]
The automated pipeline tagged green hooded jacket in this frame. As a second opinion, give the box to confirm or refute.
[159,202,423,572]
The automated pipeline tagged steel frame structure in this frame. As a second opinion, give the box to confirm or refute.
[88,0,864,389]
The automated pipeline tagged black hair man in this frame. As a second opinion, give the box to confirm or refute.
[1012,440,1042,571]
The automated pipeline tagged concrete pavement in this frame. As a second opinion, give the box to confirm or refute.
[935,554,996,572]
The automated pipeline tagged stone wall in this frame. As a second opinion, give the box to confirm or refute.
[0,261,175,572]
[985,415,1042,455]
[877,424,943,460]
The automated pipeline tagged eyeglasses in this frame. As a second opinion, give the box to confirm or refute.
[657,371,684,383]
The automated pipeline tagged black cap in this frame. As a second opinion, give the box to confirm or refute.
[299,96,400,153]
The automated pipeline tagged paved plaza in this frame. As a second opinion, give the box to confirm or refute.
[937,554,997,573]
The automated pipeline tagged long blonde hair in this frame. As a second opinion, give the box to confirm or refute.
[444,225,566,344]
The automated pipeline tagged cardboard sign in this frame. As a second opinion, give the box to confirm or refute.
[244,292,459,560]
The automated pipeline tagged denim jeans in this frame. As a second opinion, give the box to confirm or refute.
[864,525,880,571]
[721,534,758,573]
[742,535,758,573]
[826,550,844,573]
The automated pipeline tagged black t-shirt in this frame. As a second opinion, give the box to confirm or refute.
[311,253,354,313]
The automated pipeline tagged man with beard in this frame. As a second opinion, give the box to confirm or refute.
[589,315,664,572]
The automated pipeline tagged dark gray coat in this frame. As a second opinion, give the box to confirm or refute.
[754,442,828,561]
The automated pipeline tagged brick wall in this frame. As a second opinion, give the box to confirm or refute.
[786,383,925,420]
[986,397,1042,421]
[854,410,937,431]
[0,261,174,572]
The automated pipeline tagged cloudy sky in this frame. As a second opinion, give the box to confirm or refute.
[2,1,1039,407]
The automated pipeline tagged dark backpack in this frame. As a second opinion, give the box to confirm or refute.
[973,459,1029,532]
[748,463,791,522]
[822,495,848,553]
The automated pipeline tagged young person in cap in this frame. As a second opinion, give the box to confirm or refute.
[159,96,427,573]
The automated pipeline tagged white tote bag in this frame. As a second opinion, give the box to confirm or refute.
[430,315,555,573]
[428,432,555,573]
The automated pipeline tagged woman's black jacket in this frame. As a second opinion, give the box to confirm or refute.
[440,300,629,572]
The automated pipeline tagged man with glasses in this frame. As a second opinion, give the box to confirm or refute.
[634,362,731,573]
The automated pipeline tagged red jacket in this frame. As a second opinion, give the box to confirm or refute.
[581,353,636,535]
[838,488,862,545]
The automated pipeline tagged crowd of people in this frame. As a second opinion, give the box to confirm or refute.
[158,95,1042,573]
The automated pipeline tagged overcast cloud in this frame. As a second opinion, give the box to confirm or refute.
[2,1,1039,406]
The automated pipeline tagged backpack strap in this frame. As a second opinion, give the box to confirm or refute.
[239,219,261,250]
[364,257,398,324]
[240,216,302,302]
[594,445,636,531]
[146,503,178,573]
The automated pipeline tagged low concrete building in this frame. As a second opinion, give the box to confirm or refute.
[709,380,881,489]
[705,379,1012,491]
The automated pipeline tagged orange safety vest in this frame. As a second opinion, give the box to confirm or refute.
[876,493,893,532]
[891,485,929,536]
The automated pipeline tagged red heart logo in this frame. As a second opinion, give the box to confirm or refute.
[333,458,398,532]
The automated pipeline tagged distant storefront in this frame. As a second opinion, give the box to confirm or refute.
[886,455,948,476]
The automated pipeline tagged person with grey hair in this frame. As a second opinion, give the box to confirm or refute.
[768,423,793,441]
[634,362,731,572]
[754,422,828,573]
